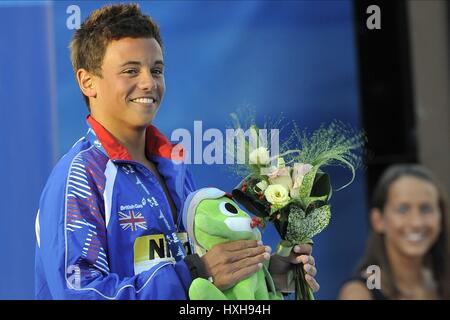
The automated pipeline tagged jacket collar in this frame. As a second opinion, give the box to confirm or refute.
[86,115,184,162]
[85,115,188,224]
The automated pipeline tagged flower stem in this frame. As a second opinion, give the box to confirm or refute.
[294,263,315,300]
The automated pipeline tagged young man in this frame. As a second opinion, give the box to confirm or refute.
[35,3,319,299]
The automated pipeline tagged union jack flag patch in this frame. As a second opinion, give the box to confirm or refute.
[118,210,147,231]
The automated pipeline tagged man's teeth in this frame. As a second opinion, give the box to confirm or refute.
[406,233,425,242]
[132,98,155,104]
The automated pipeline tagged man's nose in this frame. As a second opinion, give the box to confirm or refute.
[138,70,156,91]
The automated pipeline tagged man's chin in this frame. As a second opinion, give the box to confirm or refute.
[132,113,157,128]
[129,107,158,126]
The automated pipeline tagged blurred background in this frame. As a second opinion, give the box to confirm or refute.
[0,0,448,299]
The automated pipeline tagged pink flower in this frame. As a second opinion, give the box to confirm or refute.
[267,167,293,191]
[290,163,313,197]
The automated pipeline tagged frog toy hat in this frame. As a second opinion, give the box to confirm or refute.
[182,187,282,300]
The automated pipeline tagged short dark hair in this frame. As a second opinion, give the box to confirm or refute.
[69,3,163,110]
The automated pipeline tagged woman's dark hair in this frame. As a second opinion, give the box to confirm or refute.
[356,164,450,299]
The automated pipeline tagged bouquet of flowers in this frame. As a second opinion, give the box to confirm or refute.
[228,113,365,300]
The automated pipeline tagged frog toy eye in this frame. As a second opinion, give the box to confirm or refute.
[219,201,239,216]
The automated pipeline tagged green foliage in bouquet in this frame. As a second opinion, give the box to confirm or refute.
[229,113,366,300]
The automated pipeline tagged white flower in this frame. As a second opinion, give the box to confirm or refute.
[249,147,271,165]
[260,165,277,176]
[290,163,313,198]
[255,180,268,192]
[268,167,293,192]
[264,184,290,208]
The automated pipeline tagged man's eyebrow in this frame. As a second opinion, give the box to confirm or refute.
[120,60,164,67]
[120,61,141,67]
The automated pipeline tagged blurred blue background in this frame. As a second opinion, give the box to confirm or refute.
[0,0,368,299]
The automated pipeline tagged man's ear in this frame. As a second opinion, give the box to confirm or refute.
[76,68,97,99]
[370,208,385,233]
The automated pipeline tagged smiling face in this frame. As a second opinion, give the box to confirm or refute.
[87,37,165,130]
[372,176,442,259]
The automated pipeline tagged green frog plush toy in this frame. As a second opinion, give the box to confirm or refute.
[182,187,283,300]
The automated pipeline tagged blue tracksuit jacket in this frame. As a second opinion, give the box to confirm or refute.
[35,115,196,299]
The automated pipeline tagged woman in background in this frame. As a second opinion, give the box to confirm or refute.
[339,164,450,299]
